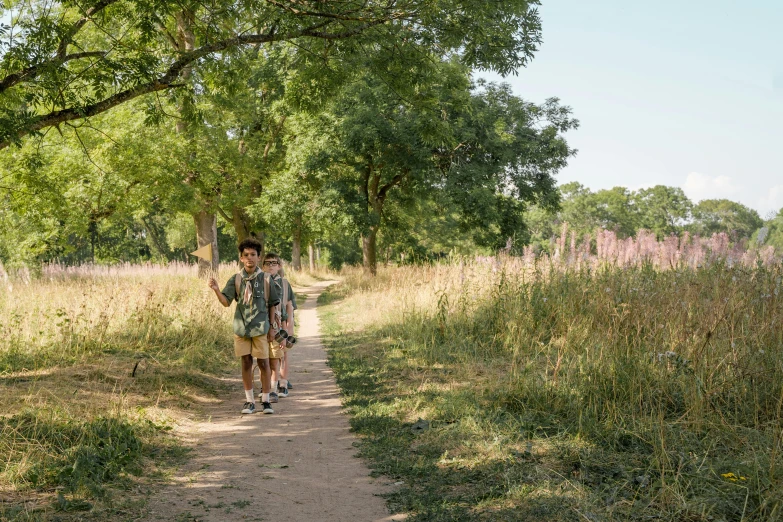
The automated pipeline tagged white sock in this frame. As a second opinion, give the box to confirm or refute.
[279,379,288,389]
[245,389,255,403]
[262,393,270,403]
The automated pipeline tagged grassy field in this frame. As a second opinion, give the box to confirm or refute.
[3,254,781,521]
[0,262,322,521]
[319,261,783,521]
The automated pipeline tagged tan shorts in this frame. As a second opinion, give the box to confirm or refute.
[234,335,270,359]
[269,340,285,360]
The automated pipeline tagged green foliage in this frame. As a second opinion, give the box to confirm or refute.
[0,102,188,266]
[633,185,692,238]
[1,0,546,148]
[1,0,572,271]
[689,199,763,240]
[444,85,577,252]
[289,61,576,270]
[527,185,767,250]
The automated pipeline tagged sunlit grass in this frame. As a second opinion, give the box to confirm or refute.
[0,264,227,519]
[0,260,335,519]
[321,261,783,521]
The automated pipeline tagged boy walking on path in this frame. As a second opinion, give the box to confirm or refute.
[273,256,297,395]
[208,238,280,415]
[262,253,297,401]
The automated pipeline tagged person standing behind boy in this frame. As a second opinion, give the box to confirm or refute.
[274,255,297,395]
[262,253,297,399]
[208,238,279,414]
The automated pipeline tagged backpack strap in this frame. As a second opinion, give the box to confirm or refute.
[234,273,241,299]
[264,273,271,307]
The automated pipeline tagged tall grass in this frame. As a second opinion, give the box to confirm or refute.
[321,257,783,521]
[0,262,249,520]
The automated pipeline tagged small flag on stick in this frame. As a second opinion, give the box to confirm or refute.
[190,243,213,262]
[190,243,217,279]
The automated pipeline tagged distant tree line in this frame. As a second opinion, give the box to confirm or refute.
[524,182,780,252]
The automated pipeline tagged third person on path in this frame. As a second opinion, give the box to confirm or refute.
[262,252,297,401]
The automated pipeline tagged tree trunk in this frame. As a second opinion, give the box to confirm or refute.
[362,226,378,276]
[228,206,264,257]
[231,206,251,241]
[194,211,218,276]
[175,11,221,275]
[89,220,96,263]
[291,216,302,271]
[231,206,264,248]
[308,243,315,271]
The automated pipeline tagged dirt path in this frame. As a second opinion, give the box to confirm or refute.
[141,281,402,522]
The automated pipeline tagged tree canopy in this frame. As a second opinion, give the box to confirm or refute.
[1,0,544,148]
[288,60,577,273]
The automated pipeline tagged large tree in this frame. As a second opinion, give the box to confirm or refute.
[1,0,544,150]
[632,185,692,239]
[294,62,577,274]
[688,199,762,240]
[552,183,639,238]
[441,81,577,253]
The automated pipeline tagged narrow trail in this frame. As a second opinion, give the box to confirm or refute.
[141,280,402,522]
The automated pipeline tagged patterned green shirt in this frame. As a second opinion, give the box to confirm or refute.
[221,271,280,338]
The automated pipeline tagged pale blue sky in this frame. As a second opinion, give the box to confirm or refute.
[478,0,783,217]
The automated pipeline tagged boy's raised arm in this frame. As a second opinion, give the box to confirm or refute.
[208,277,231,307]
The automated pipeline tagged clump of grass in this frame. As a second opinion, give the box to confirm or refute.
[1,409,178,497]
[320,261,783,521]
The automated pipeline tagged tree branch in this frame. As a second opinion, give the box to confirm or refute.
[0,51,107,94]
[57,0,121,58]
[262,0,393,22]
[216,206,233,223]
[378,172,405,202]
[1,19,387,150]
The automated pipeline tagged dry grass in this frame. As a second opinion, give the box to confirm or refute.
[0,260,337,519]
[320,260,783,521]
[0,263,244,520]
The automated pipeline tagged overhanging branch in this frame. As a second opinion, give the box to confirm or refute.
[1,19,387,150]
[0,52,107,94]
